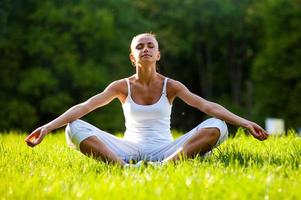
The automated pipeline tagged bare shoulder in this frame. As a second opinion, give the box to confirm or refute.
[167,79,187,93]
[106,78,130,103]
[166,78,189,102]
[106,78,127,93]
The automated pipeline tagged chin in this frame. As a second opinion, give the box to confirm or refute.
[139,60,156,65]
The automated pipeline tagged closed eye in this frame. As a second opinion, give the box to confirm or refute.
[148,43,154,48]
[136,44,143,49]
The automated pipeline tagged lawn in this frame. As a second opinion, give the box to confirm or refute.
[0,130,300,199]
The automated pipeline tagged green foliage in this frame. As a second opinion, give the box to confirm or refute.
[252,0,301,128]
[0,100,37,130]
[132,0,270,129]
[0,0,300,131]
[0,132,300,199]
[0,0,152,131]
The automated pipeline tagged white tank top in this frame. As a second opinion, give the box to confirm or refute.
[122,78,173,148]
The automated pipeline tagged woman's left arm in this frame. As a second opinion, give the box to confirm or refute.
[172,80,268,141]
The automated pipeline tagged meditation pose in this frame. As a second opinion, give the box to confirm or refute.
[26,33,268,166]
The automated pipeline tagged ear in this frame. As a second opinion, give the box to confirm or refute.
[156,51,161,61]
[129,53,136,66]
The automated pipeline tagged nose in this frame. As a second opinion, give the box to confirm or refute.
[143,46,149,52]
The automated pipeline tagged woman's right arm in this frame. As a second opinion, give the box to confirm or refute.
[25,80,122,147]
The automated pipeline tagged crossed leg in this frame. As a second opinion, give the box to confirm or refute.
[66,119,225,166]
[163,127,220,162]
[80,128,220,165]
[79,136,127,166]
[65,120,135,166]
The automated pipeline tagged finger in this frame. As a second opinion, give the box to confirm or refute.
[25,134,32,141]
[259,129,268,139]
[255,133,264,140]
[254,131,264,140]
[260,134,267,140]
[257,125,269,137]
[26,140,35,147]
[37,130,46,140]
[253,126,268,140]
[263,130,269,137]
[249,126,260,138]
[25,129,39,141]
[33,138,42,145]
[26,134,39,146]
[25,135,35,143]
[34,132,46,145]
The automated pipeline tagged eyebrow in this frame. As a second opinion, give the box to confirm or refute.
[136,42,155,47]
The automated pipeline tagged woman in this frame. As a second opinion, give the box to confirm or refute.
[25,33,268,167]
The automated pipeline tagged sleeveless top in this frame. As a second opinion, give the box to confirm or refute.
[122,78,173,147]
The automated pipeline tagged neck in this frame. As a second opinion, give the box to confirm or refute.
[135,63,157,85]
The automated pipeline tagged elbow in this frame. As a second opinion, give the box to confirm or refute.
[73,103,91,116]
[202,106,214,115]
[80,103,92,113]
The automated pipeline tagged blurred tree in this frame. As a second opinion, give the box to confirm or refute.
[0,0,300,133]
[252,0,301,128]
[133,0,260,131]
[0,0,38,130]
[0,0,154,132]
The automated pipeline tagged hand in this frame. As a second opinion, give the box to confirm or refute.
[25,126,49,147]
[245,121,269,141]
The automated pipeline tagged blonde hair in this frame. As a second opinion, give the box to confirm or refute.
[130,32,159,52]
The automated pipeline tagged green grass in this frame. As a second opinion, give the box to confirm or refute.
[0,130,300,200]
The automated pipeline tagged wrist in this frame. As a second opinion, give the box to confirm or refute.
[42,124,52,134]
[240,119,251,128]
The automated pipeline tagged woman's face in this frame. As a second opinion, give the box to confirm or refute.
[130,34,160,66]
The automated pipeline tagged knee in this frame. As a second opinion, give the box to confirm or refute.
[195,128,220,147]
[65,120,84,145]
[214,118,228,133]
[201,118,228,138]
[65,120,82,149]
[203,128,220,141]
[66,120,81,135]
[211,118,228,142]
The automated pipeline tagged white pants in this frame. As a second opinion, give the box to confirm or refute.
[65,118,228,162]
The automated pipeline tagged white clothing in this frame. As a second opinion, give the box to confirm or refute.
[65,78,228,162]
[122,78,173,149]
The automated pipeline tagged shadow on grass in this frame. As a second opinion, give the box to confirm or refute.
[203,144,301,170]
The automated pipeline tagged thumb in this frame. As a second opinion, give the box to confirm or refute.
[25,128,40,142]
[34,129,47,145]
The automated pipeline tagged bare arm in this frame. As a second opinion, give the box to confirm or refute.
[171,80,268,140]
[44,81,120,131]
[25,80,122,147]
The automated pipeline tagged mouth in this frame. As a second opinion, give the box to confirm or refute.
[141,54,152,58]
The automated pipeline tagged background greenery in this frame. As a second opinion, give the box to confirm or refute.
[0,0,300,133]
